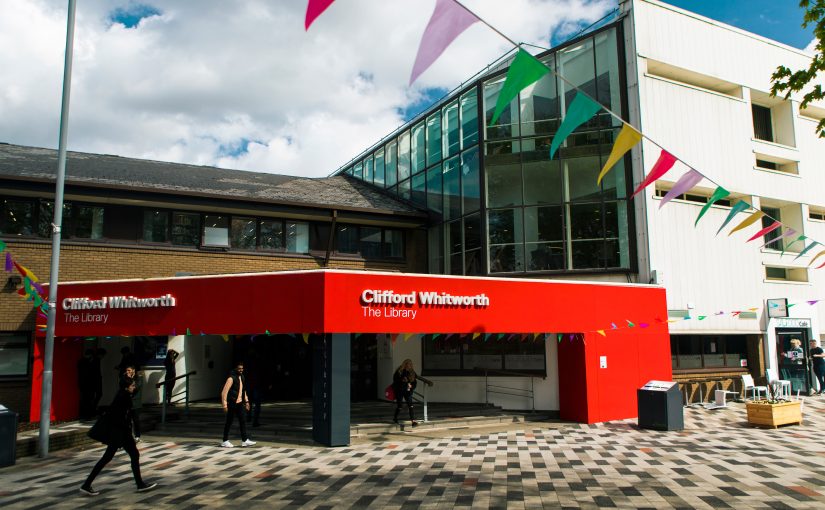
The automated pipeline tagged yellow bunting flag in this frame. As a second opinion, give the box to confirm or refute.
[596,330,606,337]
[472,332,481,340]
[302,333,310,344]
[807,249,825,268]
[597,124,641,185]
[728,211,765,236]
[221,335,229,342]
[403,333,414,342]
[666,319,682,323]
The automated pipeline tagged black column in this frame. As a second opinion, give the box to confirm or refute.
[312,333,351,446]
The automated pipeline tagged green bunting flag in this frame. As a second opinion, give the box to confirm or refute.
[716,200,750,235]
[490,49,549,125]
[794,240,821,260]
[782,235,807,257]
[694,186,729,226]
[0,240,5,253]
[550,92,602,159]
[186,328,192,336]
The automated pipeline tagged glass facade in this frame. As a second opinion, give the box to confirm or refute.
[340,25,631,276]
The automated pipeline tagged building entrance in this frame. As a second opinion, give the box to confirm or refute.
[776,328,811,395]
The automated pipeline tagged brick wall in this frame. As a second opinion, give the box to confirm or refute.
[0,379,30,418]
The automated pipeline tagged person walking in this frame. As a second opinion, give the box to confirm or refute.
[220,361,256,448]
[122,366,144,442]
[80,376,157,496]
[163,349,178,405]
[810,339,825,395]
[392,359,433,427]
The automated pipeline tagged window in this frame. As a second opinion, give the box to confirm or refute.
[72,205,104,239]
[766,266,808,282]
[426,111,442,167]
[335,226,404,259]
[756,159,777,170]
[374,149,385,187]
[421,333,546,376]
[670,334,748,370]
[203,215,229,247]
[260,219,285,250]
[460,90,478,149]
[0,335,30,377]
[411,122,426,175]
[442,101,460,158]
[653,188,732,207]
[230,216,257,250]
[809,208,825,221]
[761,207,782,251]
[0,199,34,236]
[363,156,374,184]
[142,210,170,243]
[171,212,201,246]
[752,104,773,142]
[285,222,309,253]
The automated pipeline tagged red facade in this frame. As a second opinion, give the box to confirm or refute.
[32,270,671,424]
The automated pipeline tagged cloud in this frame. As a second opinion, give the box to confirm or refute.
[0,0,615,177]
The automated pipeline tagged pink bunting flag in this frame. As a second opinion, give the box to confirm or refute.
[759,228,796,249]
[747,221,781,242]
[631,150,678,198]
[808,300,821,305]
[410,0,480,85]
[659,169,702,209]
[305,0,336,30]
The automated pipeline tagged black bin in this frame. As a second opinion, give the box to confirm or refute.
[0,405,18,467]
[637,380,683,431]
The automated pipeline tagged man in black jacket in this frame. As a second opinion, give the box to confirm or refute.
[220,361,256,448]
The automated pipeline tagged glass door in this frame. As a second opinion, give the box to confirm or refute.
[776,329,810,395]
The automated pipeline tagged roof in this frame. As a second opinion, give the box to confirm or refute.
[0,142,423,216]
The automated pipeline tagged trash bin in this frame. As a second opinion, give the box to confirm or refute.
[637,380,683,431]
[0,405,18,467]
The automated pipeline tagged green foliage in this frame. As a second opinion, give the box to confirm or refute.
[770,0,825,137]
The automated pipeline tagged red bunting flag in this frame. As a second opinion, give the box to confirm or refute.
[631,150,677,198]
[305,0,336,30]
[747,220,781,242]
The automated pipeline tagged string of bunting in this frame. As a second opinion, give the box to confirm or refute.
[305,0,825,269]
[1,241,50,329]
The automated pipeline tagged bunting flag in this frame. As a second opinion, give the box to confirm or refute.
[811,250,825,269]
[610,322,617,329]
[782,234,807,257]
[716,201,751,235]
[265,329,272,336]
[795,240,822,260]
[695,187,729,226]
[549,92,601,158]
[472,331,481,340]
[13,261,38,282]
[4,252,12,272]
[597,124,641,185]
[305,0,336,30]
[747,220,781,242]
[0,239,5,252]
[639,323,649,328]
[490,49,550,125]
[698,316,707,320]
[390,333,398,344]
[631,150,677,198]
[410,0,479,85]
[221,334,229,342]
[808,300,821,305]
[659,169,703,209]
[557,334,562,343]
[728,210,765,236]
[171,328,177,336]
[596,330,606,337]
[185,328,192,335]
[302,333,310,344]
[760,227,795,249]
[404,333,414,342]
[626,320,635,328]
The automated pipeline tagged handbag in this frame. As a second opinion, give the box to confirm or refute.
[87,413,110,444]
[384,384,395,401]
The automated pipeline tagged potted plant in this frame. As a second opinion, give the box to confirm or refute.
[745,381,802,428]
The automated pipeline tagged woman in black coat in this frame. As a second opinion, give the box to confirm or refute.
[392,359,432,426]
[80,377,156,496]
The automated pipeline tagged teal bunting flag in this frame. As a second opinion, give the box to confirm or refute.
[490,49,550,125]
[783,235,807,257]
[549,93,602,159]
[716,200,750,234]
[695,186,729,226]
[794,240,821,260]
[0,239,5,252]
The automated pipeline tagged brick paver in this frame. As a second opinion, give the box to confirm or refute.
[2,397,825,508]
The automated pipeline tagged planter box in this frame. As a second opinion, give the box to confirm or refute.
[746,400,802,428]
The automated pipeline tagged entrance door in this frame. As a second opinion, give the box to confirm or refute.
[776,328,810,395]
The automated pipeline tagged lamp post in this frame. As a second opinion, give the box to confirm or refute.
[38,0,76,458]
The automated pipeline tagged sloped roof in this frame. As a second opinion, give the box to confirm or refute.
[0,143,423,216]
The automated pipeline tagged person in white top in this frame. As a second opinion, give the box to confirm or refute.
[220,361,256,448]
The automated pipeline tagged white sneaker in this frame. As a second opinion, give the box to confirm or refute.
[220,440,234,448]
[241,439,256,447]
[134,437,141,444]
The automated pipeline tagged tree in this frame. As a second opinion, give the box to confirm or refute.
[771,0,825,138]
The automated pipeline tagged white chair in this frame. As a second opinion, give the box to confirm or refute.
[704,389,738,410]
[766,368,791,399]
[741,374,768,400]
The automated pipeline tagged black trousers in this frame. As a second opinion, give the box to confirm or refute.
[223,401,248,442]
[394,390,415,421]
[84,439,143,488]
[131,409,142,437]
[814,367,825,393]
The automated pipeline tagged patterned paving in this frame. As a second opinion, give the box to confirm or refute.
[2,397,825,509]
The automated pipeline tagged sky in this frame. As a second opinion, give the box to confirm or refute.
[0,1,817,178]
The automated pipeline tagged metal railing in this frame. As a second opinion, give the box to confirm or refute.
[475,367,539,412]
[412,383,429,423]
[156,370,196,425]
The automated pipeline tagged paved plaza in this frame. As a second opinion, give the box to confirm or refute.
[2,397,825,509]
